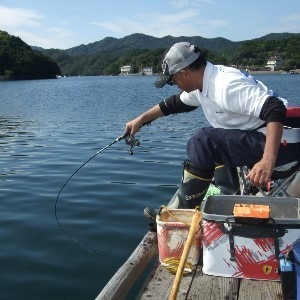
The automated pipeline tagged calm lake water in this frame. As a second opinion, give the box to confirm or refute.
[0,74,299,299]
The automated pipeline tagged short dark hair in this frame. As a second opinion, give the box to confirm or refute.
[186,47,207,71]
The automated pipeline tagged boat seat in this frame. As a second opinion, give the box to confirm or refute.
[271,160,300,180]
[238,160,300,197]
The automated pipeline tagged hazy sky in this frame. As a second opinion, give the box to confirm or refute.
[0,0,299,49]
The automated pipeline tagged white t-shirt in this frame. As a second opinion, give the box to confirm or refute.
[180,62,287,130]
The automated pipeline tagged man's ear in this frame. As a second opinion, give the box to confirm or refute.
[181,69,189,80]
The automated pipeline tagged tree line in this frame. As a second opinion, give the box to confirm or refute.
[42,35,300,76]
[0,30,61,80]
[229,36,300,71]
[1,30,299,80]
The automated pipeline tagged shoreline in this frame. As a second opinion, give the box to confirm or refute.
[248,70,300,75]
[248,70,283,75]
[118,69,300,77]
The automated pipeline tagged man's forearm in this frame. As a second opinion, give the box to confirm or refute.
[262,121,283,166]
[138,104,165,124]
[125,104,165,138]
[247,121,283,186]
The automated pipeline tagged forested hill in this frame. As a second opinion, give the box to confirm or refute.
[37,32,300,76]
[2,30,299,78]
[63,33,239,56]
[0,30,61,80]
[43,32,297,57]
[38,32,297,57]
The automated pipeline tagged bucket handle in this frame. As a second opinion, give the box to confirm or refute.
[160,206,201,229]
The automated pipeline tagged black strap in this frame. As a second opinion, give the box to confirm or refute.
[270,217,281,259]
[224,217,285,261]
[226,223,236,261]
[183,160,214,179]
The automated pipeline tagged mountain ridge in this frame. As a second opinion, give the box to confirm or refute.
[30,32,300,76]
[32,32,299,56]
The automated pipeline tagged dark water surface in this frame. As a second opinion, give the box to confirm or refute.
[0,74,299,299]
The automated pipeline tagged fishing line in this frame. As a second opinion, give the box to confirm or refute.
[55,121,152,253]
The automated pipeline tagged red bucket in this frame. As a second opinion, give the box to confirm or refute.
[156,209,201,265]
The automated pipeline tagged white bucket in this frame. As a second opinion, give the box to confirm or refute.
[156,209,201,265]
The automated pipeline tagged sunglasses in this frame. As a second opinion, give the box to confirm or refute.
[167,70,182,86]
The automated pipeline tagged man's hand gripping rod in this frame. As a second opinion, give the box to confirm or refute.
[117,120,153,155]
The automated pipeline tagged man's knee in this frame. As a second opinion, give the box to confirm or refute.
[186,128,218,170]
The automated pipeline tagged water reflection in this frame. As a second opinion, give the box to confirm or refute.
[0,116,21,137]
[0,116,35,137]
[0,76,298,300]
[0,116,37,181]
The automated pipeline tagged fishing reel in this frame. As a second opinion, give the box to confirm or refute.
[125,136,140,155]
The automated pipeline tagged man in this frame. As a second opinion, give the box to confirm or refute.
[125,42,299,211]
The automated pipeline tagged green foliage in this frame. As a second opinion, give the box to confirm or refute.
[38,33,242,76]
[64,33,238,57]
[229,35,300,70]
[40,47,225,76]
[0,30,61,80]
[39,33,299,76]
[2,30,300,78]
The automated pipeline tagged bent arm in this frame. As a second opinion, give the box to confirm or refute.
[125,104,165,139]
[247,96,286,187]
[247,122,283,187]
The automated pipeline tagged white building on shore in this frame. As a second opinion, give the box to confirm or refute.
[265,56,283,71]
[120,65,153,75]
[142,67,153,75]
[120,65,133,75]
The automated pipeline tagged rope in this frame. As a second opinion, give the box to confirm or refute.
[160,206,191,226]
[160,206,201,229]
[161,257,193,275]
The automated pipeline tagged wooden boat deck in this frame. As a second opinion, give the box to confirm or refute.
[137,259,282,300]
[96,231,283,300]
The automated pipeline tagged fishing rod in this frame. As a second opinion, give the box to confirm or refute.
[54,121,152,253]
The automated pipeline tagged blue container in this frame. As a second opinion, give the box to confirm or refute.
[293,241,300,300]
[280,254,296,299]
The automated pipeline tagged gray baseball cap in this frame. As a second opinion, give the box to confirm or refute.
[155,42,200,88]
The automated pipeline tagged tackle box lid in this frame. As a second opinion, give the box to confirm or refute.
[202,195,300,224]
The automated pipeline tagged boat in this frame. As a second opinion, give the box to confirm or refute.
[289,70,300,74]
[95,165,300,300]
[95,222,286,300]
[95,108,300,299]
